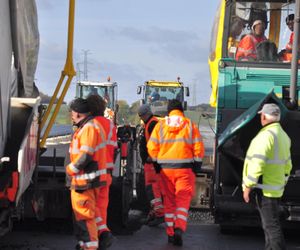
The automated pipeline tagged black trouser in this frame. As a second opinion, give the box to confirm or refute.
[255,194,285,250]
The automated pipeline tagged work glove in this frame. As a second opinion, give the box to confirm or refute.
[192,161,202,175]
[145,157,153,163]
[153,162,161,174]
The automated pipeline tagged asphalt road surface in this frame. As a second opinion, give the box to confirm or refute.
[1,220,300,250]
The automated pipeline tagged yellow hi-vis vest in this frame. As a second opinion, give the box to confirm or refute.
[242,122,292,198]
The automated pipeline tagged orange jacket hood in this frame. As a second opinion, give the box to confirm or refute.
[165,110,187,132]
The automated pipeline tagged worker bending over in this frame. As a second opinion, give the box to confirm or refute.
[138,104,164,226]
[147,99,205,246]
[66,98,107,250]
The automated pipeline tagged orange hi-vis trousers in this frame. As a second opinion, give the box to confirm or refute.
[71,188,100,250]
[160,168,195,236]
[144,163,164,217]
[96,173,112,235]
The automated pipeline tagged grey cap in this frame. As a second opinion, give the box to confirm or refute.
[138,104,152,117]
[258,103,281,117]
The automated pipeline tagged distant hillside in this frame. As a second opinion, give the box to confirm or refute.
[40,91,66,104]
[49,100,216,127]
[117,100,216,127]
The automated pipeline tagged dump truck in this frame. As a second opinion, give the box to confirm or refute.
[209,0,300,231]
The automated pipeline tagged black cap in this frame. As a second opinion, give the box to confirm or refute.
[138,104,152,117]
[286,14,294,24]
[69,98,90,113]
[167,99,183,114]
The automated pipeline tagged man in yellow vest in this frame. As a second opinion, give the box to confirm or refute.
[243,103,292,250]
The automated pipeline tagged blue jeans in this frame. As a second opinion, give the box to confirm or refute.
[256,194,286,250]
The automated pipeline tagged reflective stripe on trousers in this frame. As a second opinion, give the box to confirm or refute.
[96,173,112,235]
[160,168,195,236]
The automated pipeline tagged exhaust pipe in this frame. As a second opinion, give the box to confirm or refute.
[289,0,300,108]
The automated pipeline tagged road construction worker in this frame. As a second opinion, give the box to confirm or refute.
[280,14,299,62]
[87,94,117,250]
[285,14,294,52]
[138,104,164,227]
[66,98,107,250]
[149,88,160,102]
[147,99,205,246]
[242,103,292,250]
[236,19,267,61]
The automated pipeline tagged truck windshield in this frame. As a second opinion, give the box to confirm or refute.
[145,86,183,104]
[80,85,114,109]
[226,1,296,64]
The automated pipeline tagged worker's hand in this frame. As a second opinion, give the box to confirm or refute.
[192,162,202,176]
[145,157,153,163]
[153,162,161,174]
[243,187,251,203]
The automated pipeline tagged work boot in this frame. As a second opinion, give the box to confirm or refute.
[173,228,183,246]
[98,231,115,250]
[147,216,164,227]
[140,212,155,225]
[168,235,174,244]
[75,243,83,250]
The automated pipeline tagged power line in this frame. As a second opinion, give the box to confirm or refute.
[192,80,197,106]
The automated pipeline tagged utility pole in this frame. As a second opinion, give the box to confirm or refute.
[289,0,300,108]
[82,49,91,81]
[193,81,197,106]
[76,62,83,82]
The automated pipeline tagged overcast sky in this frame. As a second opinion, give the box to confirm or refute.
[35,0,220,105]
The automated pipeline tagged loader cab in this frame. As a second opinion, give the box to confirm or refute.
[76,80,118,110]
[137,80,189,117]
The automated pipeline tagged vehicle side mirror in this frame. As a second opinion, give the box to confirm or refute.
[137,86,142,95]
[183,101,188,110]
[115,103,119,113]
[185,87,190,97]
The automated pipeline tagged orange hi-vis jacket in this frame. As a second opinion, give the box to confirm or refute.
[95,116,117,171]
[147,110,205,169]
[66,117,107,191]
[236,33,267,61]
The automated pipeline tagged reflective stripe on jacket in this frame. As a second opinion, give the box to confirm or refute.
[236,34,267,60]
[95,116,117,170]
[147,110,205,168]
[67,118,107,190]
[242,122,292,198]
